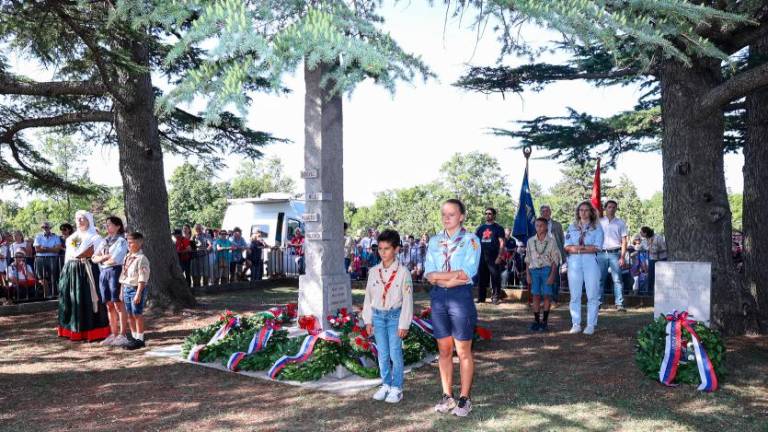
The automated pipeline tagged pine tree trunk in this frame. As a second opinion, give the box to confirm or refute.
[113,38,195,310]
[743,36,768,333]
[659,58,747,335]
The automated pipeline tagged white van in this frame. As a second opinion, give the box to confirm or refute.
[221,193,305,247]
[221,193,306,277]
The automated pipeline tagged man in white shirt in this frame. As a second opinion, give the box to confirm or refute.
[598,200,628,311]
[33,221,62,297]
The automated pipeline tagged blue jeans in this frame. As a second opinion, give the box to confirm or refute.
[597,252,624,307]
[372,307,405,389]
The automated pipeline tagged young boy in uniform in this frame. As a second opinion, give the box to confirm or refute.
[120,232,151,350]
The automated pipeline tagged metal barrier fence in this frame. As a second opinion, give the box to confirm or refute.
[3,255,63,303]
[179,246,304,287]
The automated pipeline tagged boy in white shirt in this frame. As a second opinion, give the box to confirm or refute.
[362,229,413,404]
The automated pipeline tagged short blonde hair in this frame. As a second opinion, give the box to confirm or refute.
[573,201,599,228]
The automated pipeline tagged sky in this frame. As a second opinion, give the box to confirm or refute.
[3,1,745,207]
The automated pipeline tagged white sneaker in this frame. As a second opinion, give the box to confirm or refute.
[373,384,390,401]
[385,387,402,403]
[100,334,116,346]
[112,335,131,347]
[583,326,596,335]
[569,325,582,334]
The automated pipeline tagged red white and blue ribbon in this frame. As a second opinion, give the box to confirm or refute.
[187,317,239,362]
[267,330,341,379]
[659,311,718,392]
[226,325,275,372]
[412,317,433,336]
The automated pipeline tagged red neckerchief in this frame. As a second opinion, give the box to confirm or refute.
[439,228,466,272]
[378,262,399,305]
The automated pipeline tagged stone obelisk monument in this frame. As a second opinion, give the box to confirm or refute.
[297,61,353,328]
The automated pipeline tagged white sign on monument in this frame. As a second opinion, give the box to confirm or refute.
[654,261,711,326]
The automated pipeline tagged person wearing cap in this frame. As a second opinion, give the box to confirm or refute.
[7,251,35,302]
[57,210,110,342]
[33,221,63,298]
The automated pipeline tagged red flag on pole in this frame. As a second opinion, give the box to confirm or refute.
[591,158,603,216]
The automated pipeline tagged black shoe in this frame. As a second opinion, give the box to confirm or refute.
[125,338,145,350]
[476,299,485,304]
[529,322,541,331]
[539,322,549,331]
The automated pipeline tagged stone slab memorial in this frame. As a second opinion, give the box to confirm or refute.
[654,261,711,326]
[297,62,353,328]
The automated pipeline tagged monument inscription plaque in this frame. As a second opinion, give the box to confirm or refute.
[654,261,711,326]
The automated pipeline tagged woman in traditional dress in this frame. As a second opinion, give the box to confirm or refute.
[57,210,110,341]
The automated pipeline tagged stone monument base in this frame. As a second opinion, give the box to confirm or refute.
[298,273,352,329]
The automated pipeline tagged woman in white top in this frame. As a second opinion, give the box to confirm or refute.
[57,210,110,342]
[92,216,130,346]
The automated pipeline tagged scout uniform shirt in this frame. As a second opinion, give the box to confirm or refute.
[362,261,414,330]
[119,250,151,287]
[525,235,562,269]
[424,228,481,280]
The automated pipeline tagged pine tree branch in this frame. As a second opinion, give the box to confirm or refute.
[456,65,641,94]
[50,3,131,106]
[701,62,768,112]
[0,111,113,143]
[0,73,107,96]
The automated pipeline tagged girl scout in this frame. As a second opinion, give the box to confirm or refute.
[564,201,605,335]
[424,199,481,417]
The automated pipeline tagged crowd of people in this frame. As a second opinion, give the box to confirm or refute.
[361,197,675,415]
[343,200,671,307]
[171,224,306,288]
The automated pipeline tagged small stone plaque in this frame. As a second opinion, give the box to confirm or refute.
[305,232,323,241]
[306,192,331,201]
[301,169,318,179]
[328,284,349,307]
[302,213,320,222]
[654,261,711,326]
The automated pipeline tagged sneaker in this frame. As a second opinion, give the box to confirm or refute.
[583,326,596,335]
[569,324,582,334]
[434,394,457,413]
[385,387,402,403]
[112,335,131,347]
[616,305,627,312]
[451,396,472,417]
[529,322,541,331]
[100,334,116,346]
[125,338,146,350]
[373,384,390,401]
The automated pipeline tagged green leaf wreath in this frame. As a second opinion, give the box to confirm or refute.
[636,315,726,385]
[180,306,476,382]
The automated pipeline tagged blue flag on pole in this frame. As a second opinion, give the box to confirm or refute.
[512,165,536,244]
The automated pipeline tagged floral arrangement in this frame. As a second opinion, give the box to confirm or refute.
[180,304,489,382]
[636,315,726,386]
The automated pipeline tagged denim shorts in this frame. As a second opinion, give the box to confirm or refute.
[530,266,554,297]
[430,284,477,341]
[123,285,147,315]
[99,266,122,303]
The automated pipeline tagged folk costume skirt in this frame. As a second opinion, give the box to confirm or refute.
[57,259,110,341]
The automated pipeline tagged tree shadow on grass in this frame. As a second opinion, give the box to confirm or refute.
[2,286,766,432]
